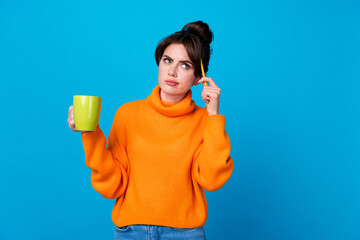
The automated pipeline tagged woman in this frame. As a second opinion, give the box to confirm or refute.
[68,21,233,240]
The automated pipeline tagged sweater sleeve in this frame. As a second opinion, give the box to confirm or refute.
[192,114,234,192]
[81,108,129,199]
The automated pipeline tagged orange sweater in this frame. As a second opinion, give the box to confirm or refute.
[81,85,233,228]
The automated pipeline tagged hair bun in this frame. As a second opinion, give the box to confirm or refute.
[182,21,213,46]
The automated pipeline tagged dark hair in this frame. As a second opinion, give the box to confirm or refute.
[154,21,213,78]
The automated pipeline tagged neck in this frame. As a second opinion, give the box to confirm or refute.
[146,85,196,117]
[159,89,186,103]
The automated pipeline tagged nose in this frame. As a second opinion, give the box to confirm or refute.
[168,65,177,77]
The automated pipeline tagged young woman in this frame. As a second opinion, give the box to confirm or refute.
[68,21,233,240]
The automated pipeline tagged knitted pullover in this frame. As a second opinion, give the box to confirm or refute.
[81,85,233,228]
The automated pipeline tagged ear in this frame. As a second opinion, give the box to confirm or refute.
[193,76,202,85]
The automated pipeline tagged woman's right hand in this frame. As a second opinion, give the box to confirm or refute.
[68,105,89,133]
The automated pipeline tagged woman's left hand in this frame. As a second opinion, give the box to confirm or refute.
[197,77,221,116]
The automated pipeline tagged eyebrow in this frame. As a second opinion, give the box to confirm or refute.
[163,55,193,66]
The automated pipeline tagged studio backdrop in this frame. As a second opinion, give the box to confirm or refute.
[1,0,359,239]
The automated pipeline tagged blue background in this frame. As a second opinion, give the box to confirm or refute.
[1,0,359,239]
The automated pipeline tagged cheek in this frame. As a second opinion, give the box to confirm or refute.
[158,65,166,75]
[183,73,196,83]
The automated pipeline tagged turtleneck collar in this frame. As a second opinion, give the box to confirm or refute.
[146,85,196,117]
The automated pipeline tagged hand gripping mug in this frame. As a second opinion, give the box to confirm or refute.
[73,95,101,131]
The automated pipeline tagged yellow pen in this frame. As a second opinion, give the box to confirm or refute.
[200,59,208,86]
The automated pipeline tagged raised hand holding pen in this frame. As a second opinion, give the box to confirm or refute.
[197,77,221,116]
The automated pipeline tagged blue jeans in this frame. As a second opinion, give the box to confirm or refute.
[114,224,206,240]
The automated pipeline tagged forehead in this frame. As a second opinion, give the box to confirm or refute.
[163,43,190,61]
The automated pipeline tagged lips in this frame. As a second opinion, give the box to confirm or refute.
[165,80,179,86]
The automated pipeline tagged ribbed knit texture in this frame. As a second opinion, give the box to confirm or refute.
[81,85,233,228]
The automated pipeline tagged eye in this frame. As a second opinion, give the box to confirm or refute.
[163,57,171,63]
[181,63,191,70]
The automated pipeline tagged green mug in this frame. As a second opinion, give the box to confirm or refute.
[73,95,101,131]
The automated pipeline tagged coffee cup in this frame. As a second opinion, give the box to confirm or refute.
[73,95,101,131]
